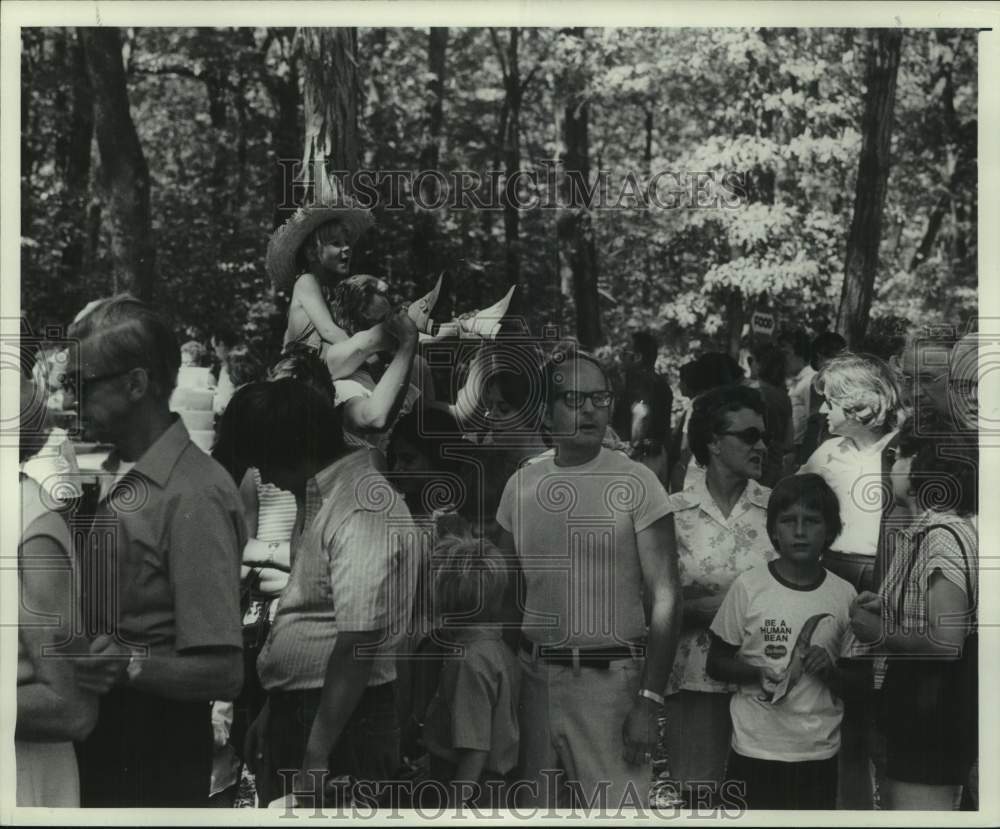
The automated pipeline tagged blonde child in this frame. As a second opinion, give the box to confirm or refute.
[421,533,520,808]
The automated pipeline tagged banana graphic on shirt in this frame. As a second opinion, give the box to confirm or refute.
[763,613,832,704]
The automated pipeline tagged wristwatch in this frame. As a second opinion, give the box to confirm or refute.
[638,688,665,705]
[126,650,143,684]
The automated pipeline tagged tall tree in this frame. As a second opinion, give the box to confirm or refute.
[558,29,602,349]
[492,28,523,292]
[54,30,95,300]
[299,27,359,202]
[836,29,903,348]
[260,29,301,227]
[79,26,155,300]
[412,27,448,280]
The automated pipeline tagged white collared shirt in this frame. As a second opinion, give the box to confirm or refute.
[800,430,898,556]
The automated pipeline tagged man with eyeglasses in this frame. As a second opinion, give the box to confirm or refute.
[62,294,245,807]
[496,346,682,809]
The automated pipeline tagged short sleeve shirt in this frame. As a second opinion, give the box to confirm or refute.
[496,447,671,648]
[257,450,420,690]
[89,417,246,659]
[873,510,978,684]
[664,476,774,694]
[711,562,857,761]
[422,632,522,775]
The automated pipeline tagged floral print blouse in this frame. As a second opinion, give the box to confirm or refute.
[665,476,775,694]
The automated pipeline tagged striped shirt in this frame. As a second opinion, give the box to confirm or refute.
[256,449,420,691]
[251,467,298,544]
[873,510,978,686]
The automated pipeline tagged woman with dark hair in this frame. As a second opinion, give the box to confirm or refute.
[747,342,793,486]
[211,349,345,804]
[670,352,746,493]
[660,384,774,803]
[851,421,978,810]
[237,379,419,808]
[436,339,549,533]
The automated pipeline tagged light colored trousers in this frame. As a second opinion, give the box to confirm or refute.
[517,651,651,810]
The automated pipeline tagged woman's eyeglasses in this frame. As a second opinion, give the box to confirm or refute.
[558,390,615,409]
[717,427,768,446]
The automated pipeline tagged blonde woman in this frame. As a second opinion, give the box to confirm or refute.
[801,353,903,593]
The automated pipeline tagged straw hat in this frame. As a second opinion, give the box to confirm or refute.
[265,204,374,292]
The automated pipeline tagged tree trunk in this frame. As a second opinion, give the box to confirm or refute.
[268,31,301,227]
[205,63,229,216]
[559,30,602,349]
[643,106,654,169]
[299,27,359,203]
[412,27,448,281]
[501,28,522,292]
[59,31,95,299]
[79,27,155,301]
[724,287,746,361]
[836,29,903,348]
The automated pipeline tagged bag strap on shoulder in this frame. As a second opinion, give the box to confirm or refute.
[898,522,976,626]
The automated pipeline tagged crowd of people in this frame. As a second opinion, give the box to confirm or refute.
[15,203,981,813]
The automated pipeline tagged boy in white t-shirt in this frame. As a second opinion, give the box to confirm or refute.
[707,474,870,810]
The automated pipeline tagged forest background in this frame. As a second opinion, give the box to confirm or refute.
[20,26,978,383]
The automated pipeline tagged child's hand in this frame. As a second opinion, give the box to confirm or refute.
[850,607,883,644]
[851,590,882,617]
[384,310,419,346]
[801,645,833,678]
[758,665,784,697]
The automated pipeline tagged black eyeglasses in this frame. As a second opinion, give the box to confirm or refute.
[557,390,615,409]
[717,427,768,446]
[61,368,134,395]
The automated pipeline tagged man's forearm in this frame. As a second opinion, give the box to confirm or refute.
[130,648,243,701]
[301,636,377,774]
[361,339,417,430]
[643,592,682,695]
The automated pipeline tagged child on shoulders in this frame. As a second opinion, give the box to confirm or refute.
[267,205,391,381]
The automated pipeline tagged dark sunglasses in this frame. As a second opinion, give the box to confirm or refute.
[558,390,615,409]
[717,427,768,446]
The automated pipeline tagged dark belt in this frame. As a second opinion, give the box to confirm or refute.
[519,636,644,669]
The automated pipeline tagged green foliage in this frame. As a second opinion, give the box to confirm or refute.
[21,26,977,374]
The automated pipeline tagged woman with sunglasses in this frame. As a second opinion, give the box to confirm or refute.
[660,384,775,805]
